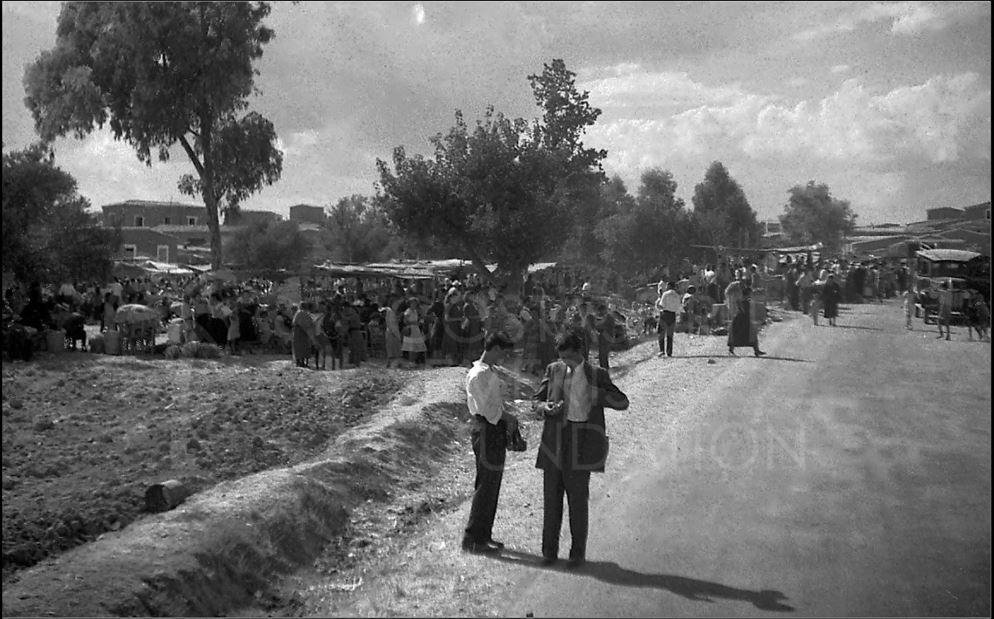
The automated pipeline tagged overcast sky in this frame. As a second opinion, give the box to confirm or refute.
[2,1,990,225]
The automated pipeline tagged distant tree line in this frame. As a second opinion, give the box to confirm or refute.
[15,2,857,285]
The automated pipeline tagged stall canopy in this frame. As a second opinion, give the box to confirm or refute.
[142,260,193,275]
[527,262,557,274]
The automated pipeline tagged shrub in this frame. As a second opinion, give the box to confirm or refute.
[195,343,222,359]
[163,345,181,360]
[180,342,200,358]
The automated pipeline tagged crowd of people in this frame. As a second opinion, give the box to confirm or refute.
[5,250,989,365]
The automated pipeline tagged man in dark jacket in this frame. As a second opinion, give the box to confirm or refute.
[593,303,616,369]
[533,329,629,568]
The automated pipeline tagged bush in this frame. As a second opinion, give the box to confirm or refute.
[180,342,200,358]
[195,343,222,359]
[163,345,181,360]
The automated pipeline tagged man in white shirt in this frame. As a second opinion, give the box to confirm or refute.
[462,331,518,554]
[655,281,683,358]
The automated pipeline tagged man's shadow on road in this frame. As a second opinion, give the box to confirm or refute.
[491,549,795,612]
[672,354,811,363]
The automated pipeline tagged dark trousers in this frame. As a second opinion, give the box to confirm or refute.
[597,344,610,369]
[463,419,506,544]
[658,311,676,356]
[542,466,591,559]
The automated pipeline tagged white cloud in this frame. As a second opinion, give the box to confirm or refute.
[578,67,990,219]
[831,64,851,74]
[794,1,950,41]
[412,3,425,25]
[580,64,772,113]
[584,67,989,166]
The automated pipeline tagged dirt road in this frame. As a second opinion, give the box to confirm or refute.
[299,301,991,617]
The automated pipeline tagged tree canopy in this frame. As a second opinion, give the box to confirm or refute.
[779,181,857,253]
[323,195,400,263]
[691,161,761,250]
[376,59,605,289]
[2,143,120,283]
[227,219,309,272]
[24,1,283,269]
[595,168,691,280]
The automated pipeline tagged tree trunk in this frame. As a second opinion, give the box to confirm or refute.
[203,192,223,270]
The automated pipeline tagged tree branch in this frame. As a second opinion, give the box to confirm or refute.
[178,135,205,178]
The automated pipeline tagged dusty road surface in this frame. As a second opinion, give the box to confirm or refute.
[294,300,990,617]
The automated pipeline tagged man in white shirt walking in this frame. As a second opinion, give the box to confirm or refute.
[655,281,683,358]
[462,331,518,553]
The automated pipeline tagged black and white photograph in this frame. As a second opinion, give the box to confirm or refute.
[2,2,990,616]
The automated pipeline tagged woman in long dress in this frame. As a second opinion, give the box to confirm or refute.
[292,302,317,367]
[821,274,843,327]
[383,299,402,367]
[400,297,427,366]
[727,288,766,357]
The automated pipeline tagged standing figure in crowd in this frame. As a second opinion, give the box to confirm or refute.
[821,274,842,327]
[383,295,402,368]
[796,269,813,315]
[461,332,518,554]
[292,302,317,367]
[809,280,823,326]
[227,300,241,355]
[967,293,989,341]
[593,302,616,370]
[462,294,484,361]
[401,297,428,366]
[341,302,366,367]
[442,288,465,367]
[427,292,446,360]
[727,287,767,357]
[533,330,630,568]
[903,286,915,331]
[655,281,682,358]
[936,280,954,341]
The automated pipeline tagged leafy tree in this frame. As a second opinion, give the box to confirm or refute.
[323,195,400,263]
[558,175,631,265]
[23,1,283,270]
[691,161,761,250]
[228,219,309,271]
[376,59,605,290]
[595,168,691,280]
[779,181,857,253]
[2,143,120,283]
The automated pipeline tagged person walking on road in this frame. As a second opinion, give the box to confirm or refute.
[655,281,682,358]
[462,332,518,554]
[593,302,616,370]
[822,273,843,327]
[728,287,767,357]
[533,329,630,568]
[936,280,954,341]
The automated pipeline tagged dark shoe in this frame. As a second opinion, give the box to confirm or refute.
[541,555,557,566]
[566,556,586,569]
[728,347,736,355]
[754,349,767,357]
[461,540,498,554]
[484,539,505,550]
